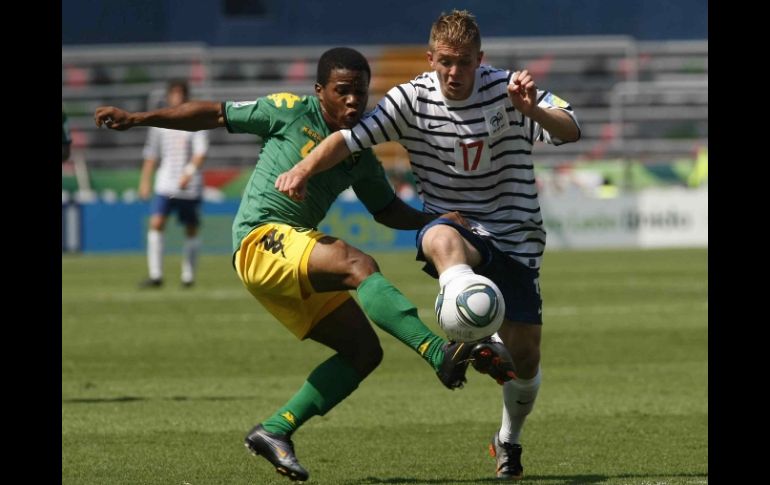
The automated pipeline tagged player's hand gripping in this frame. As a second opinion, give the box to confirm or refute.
[275,165,310,201]
[438,211,471,229]
[507,69,538,117]
[94,106,134,131]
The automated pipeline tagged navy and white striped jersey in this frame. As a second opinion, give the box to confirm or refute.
[143,127,209,199]
[340,66,580,269]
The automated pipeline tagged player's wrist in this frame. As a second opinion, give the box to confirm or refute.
[183,164,198,176]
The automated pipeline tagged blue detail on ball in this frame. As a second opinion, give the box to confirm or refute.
[455,284,499,328]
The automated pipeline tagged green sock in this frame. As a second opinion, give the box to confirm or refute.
[357,272,446,371]
[262,354,362,435]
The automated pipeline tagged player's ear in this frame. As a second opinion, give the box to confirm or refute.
[314,83,323,95]
[426,50,434,67]
[477,50,484,67]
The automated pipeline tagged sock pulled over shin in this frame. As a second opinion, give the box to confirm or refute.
[499,366,542,444]
[357,272,445,371]
[262,354,363,435]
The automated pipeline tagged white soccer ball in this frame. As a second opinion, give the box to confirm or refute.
[434,274,505,342]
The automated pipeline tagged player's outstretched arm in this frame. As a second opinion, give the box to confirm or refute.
[274,131,351,201]
[94,101,225,132]
[374,200,469,231]
[373,197,436,230]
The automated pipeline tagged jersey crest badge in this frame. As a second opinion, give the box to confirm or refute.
[267,93,301,109]
[482,104,510,138]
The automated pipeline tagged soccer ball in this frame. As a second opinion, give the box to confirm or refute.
[434,274,505,342]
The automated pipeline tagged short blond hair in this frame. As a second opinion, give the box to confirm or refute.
[429,9,481,51]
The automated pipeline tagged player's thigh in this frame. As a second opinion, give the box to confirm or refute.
[420,220,483,266]
[236,223,316,296]
[416,219,487,278]
[149,195,171,230]
[234,223,351,339]
[306,235,378,292]
[251,291,351,340]
[480,247,543,324]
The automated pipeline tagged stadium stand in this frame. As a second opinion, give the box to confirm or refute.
[62,38,707,185]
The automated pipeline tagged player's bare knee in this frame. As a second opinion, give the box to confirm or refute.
[422,224,462,256]
[358,342,383,377]
[344,340,383,378]
[347,252,380,286]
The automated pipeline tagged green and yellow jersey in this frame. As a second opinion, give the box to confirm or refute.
[224,93,396,252]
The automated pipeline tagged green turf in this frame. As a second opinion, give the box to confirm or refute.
[62,248,707,484]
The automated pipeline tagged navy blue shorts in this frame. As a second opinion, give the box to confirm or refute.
[149,195,201,226]
[416,218,542,324]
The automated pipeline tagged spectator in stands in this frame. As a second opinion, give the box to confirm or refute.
[62,110,72,162]
[274,10,581,481]
[94,47,514,482]
[137,80,209,288]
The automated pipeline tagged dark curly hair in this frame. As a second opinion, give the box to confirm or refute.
[316,47,371,86]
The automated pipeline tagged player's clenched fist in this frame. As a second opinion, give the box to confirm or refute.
[94,106,134,130]
[274,166,310,201]
[507,69,537,116]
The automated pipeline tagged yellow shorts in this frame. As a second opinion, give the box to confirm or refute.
[234,223,351,340]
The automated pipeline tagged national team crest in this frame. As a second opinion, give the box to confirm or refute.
[482,104,509,138]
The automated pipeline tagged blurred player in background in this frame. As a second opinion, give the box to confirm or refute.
[138,80,209,288]
[62,110,71,162]
[94,47,513,482]
[275,10,581,480]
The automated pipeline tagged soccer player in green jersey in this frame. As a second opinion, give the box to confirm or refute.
[94,47,514,482]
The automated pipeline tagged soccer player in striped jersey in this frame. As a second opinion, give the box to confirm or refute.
[275,10,581,480]
[95,47,513,482]
[138,80,210,288]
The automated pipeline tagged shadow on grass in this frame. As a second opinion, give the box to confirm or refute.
[351,472,707,484]
[62,395,255,404]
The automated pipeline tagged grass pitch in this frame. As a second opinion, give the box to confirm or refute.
[62,248,707,484]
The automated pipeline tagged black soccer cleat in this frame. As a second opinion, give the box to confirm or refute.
[138,277,163,289]
[436,340,475,389]
[245,424,309,482]
[470,339,517,384]
[489,432,524,480]
[181,280,195,288]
